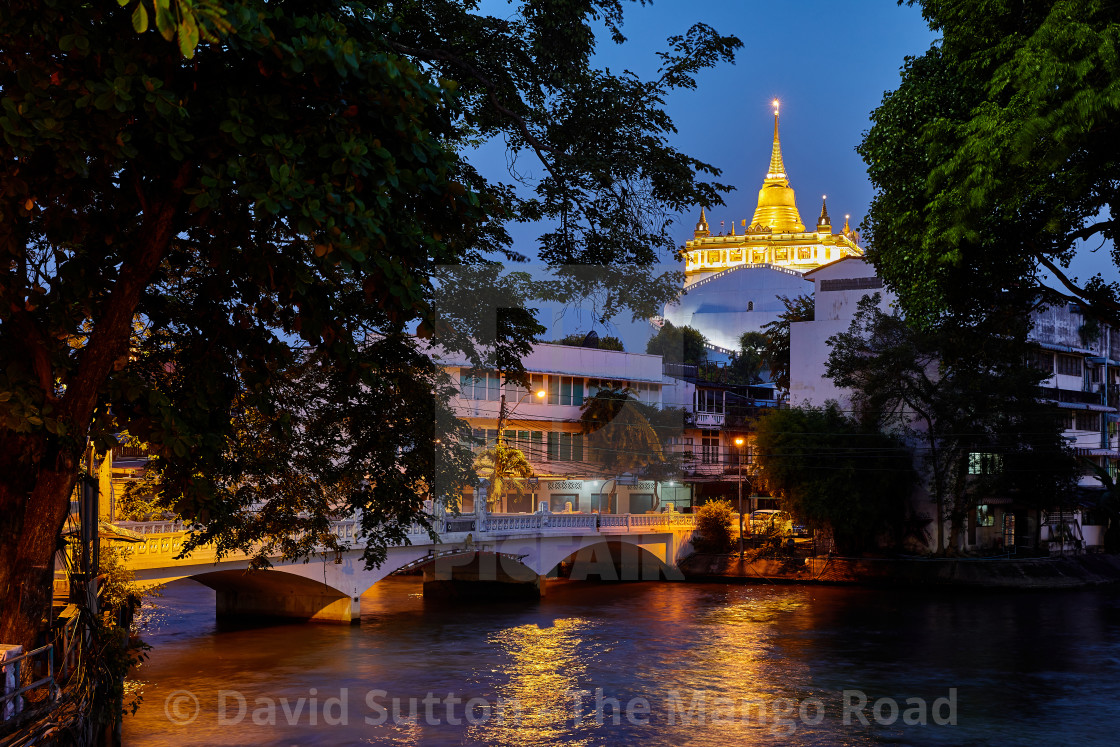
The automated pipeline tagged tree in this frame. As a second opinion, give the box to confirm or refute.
[761,294,813,393]
[646,320,708,365]
[550,332,625,351]
[754,404,916,555]
[859,0,1120,327]
[825,296,1078,552]
[0,1,740,653]
[728,330,770,385]
[692,499,734,554]
[579,387,680,512]
[473,443,535,513]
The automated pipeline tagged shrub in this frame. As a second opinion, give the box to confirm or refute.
[693,499,734,553]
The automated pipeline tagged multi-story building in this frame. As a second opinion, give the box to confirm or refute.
[788,256,1117,553]
[440,342,695,514]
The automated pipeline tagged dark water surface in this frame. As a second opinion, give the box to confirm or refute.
[123,577,1120,745]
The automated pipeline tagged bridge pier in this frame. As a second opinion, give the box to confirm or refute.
[421,552,546,601]
[215,589,360,624]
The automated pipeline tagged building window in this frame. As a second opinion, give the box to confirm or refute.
[752,251,766,263]
[707,250,721,264]
[504,374,545,403]
[729,249,743,262]
[797,246,811,260]
[503,430,545,459]
[471,428,499,451]
[1056,354,1082,377]
[968,452,1002,475]
[1061,412,1076,430]
[774,247,788,261]
[460,369,501,401]
[696,389,724,413]
[631,382,659,406]
[976,505,995,527]
[547,376,584,406]
[701,433,720,464]
[547,431,584,462]
[1076,411,1101,431]
[1028,350,1054,374]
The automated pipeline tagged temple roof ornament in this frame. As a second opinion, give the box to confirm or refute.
[817,195,831,230]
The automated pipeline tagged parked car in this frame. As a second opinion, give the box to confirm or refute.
[749,509,794,535]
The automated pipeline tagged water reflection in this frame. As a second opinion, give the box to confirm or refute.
[124,578,1120,746]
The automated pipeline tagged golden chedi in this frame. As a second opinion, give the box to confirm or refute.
[683,100,862,285]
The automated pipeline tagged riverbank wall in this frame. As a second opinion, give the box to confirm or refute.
[680,552,1120,589]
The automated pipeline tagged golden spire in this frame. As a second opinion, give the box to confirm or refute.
[843,214,851,233]
[694,206,710,238]
[817,195,831,230]
[767,99,786,178]
[750,99,805,233]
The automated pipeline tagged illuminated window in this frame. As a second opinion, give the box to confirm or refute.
[976,505,995,527]
[707,250,721,264]
[968,452,1002,475]
[729,249,743,262]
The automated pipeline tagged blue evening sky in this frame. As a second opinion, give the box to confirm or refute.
[470,1,1114,348]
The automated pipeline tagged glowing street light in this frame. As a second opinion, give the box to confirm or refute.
[734,436,746,558]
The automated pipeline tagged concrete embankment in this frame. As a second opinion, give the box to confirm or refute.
[680,552,1120,589]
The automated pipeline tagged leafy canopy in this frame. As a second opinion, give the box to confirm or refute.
[754,403,915,555]
[0,0,740,651]
[860,0,1120,326]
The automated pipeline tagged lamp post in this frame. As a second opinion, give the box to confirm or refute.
[734,436,745,558]
[495,384,546,512]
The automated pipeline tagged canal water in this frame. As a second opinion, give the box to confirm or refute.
[123,577,1120,745]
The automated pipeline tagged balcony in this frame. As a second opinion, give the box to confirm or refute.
[1037,386,1119,409]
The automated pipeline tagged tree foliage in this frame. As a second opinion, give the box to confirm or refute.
[692,498,734,554]
[549,332,625,351]
[760,294,813,393]
[727,330,770,385]
[473,443,535,513]
[860,0,1120,326]
[0,0,740,652]
[825,295,1078,551]
[645,320,708,365]
[754,403,916,555]
[578,387,685,511]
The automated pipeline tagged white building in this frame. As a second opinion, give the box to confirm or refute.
[788,257,1117,553]
[438,342,695,514]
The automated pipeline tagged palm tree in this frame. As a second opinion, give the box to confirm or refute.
[473,443,535,512]
[579,388,666,513]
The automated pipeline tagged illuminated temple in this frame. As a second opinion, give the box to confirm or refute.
[662,101,865,353]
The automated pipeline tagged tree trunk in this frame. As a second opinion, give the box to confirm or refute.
[0,448,80,653]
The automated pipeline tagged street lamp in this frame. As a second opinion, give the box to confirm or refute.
[734,436,745,558]
[495,385,546,512]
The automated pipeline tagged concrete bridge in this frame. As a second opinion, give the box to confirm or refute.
[117,510,697,623]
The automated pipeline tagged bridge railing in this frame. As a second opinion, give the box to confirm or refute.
[117,511,695,568]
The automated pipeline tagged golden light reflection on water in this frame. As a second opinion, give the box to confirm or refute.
[470,617,597,747]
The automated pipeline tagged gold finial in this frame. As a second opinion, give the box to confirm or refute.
[818,195,831,228]
[843,214,851,233]
[768,101,786,178]
[694,206,710,237]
